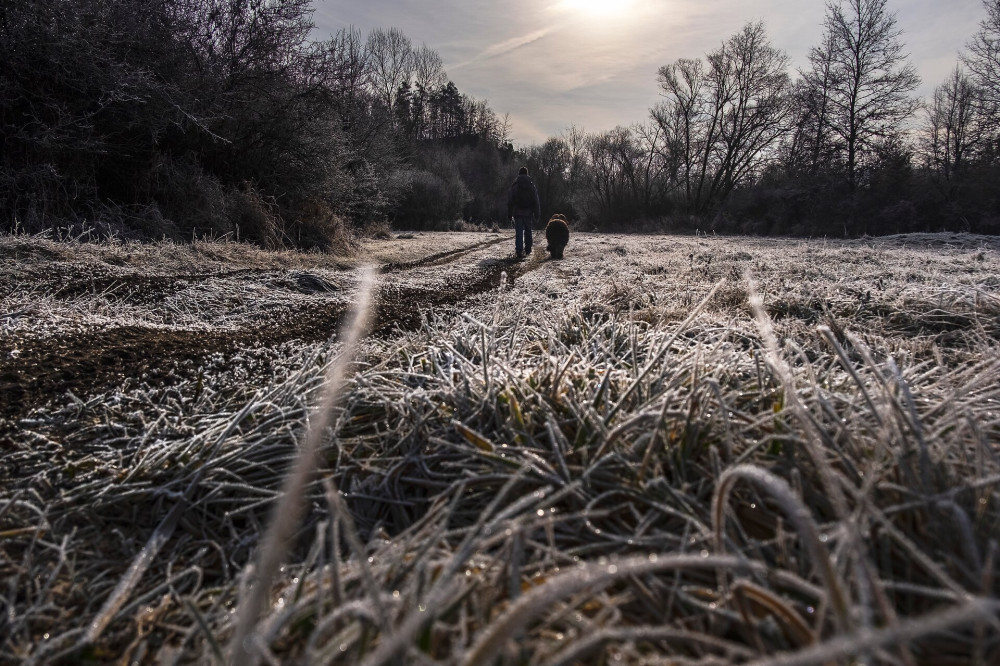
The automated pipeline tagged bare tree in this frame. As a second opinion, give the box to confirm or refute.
[632,121,670,213]
[653,58,703,204]
[819,0,920,190]
[798,30,841,172]
[412,43,447,92]
[579,124,670,225]
[586,128,629,217]
[326,27,370,106]
[404,43,447,138]
[706,22,790,205]
[366,27,413,112]
[963,0,1000,114]
[525,137,571,217]
[653,22,790,213]
[561,124,587,200]
[923,66,982,180]
[467,98,501,142]
[498,112,513,146]
[192,0,315,83]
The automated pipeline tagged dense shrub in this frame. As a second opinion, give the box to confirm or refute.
[0,0,512,247]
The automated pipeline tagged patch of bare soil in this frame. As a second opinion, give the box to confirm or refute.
[374,254,541,336]
[1,244,545,419]
[51,269,263,304]
[0,303,347,419]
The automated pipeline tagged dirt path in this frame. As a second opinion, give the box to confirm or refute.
[1,238,546,419]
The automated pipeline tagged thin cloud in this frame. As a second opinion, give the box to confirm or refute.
[452,28,554,70]
[313,0,987,146]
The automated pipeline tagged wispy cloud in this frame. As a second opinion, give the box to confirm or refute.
[313,0,987,145]
[452,28,555,70]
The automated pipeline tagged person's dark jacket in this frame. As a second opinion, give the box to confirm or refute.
[507,174,541,220]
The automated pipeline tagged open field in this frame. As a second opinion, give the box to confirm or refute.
[2,230,1000,664]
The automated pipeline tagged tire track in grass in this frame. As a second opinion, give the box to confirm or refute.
[0,240,543,419]
[379,235,507,273]
[373,251,545,336]
[0,303,349,420]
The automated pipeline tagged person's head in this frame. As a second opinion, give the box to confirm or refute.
[518,166,528,175]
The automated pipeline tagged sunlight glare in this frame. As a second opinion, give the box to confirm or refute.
[557,0,632,18]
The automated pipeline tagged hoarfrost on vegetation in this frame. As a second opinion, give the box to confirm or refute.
[1,230,999,664]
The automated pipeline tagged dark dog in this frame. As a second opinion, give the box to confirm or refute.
[545,214,569,259]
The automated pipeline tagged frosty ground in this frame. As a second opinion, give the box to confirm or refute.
[2,230,999,664]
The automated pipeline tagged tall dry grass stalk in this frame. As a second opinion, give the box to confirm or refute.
[229,266,375,663]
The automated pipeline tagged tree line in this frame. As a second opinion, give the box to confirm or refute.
[524,0,1000,237]
[4,0,1000,245]
[0,0,516,247]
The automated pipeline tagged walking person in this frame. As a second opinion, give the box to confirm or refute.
[507,166,540,259]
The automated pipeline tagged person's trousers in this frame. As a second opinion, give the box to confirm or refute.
[514,215,533,255]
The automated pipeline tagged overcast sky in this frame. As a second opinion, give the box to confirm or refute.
[314,0,987,146]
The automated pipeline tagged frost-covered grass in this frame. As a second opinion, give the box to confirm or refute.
[2,231,999,664]
[0,231,506,343]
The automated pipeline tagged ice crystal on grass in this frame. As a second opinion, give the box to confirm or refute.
[2,231,999,664]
